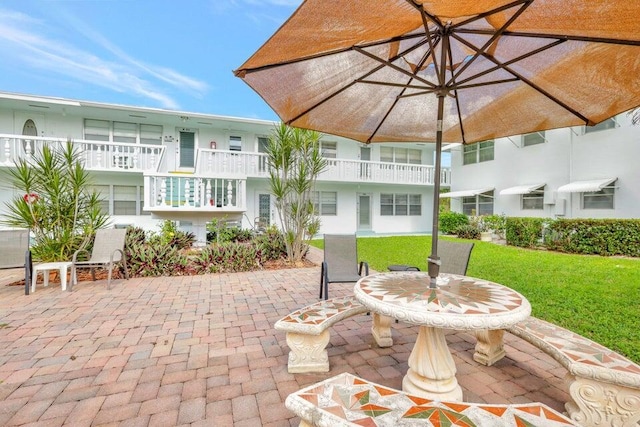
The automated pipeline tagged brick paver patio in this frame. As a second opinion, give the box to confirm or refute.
[0,252,569,426]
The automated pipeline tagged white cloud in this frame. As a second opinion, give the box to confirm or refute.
[0,7,208,109]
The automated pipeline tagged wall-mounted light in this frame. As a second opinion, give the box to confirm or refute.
[180,116,189,122]
[163,135,175,142]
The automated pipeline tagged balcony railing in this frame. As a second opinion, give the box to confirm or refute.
[143,173,246,212]
[0,134,165,173]
[196,149,451,186]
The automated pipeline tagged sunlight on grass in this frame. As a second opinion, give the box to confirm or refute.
[310,235,640,362]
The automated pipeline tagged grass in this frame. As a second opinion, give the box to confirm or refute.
[310,235,640,363]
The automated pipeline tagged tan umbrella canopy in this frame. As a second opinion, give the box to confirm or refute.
[235,0,640,286]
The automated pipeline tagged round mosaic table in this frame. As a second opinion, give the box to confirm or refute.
[354,271,531,401]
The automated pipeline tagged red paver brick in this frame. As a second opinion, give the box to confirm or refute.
[177,397,206,424]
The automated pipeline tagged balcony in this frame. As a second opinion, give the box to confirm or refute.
[196,149,451,186]
[0,134,165,173]
[143,173,246,214]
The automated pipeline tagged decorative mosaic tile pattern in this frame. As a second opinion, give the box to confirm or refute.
[355,272,531,330]
[510,317,640,387]
[275,296,367,335]
[286,372,579,426]
[359,273,523,314]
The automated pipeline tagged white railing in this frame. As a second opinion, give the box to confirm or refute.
[0,134,165,172]
[143,173,246,211]
[196,149,451,186]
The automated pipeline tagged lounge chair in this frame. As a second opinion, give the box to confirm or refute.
[0,229,32,295]
[70,228,129,290]
[388,240,474,275]
[319,234,369,300]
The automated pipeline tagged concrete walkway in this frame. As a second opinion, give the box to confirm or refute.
[0,256,569,426]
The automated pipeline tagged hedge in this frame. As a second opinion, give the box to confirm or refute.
[505,217,546,248]
[545,218,640,257]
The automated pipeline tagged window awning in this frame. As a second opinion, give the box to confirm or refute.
[557,178,617,193]
[439,188,494,198]
[499,184,545,195]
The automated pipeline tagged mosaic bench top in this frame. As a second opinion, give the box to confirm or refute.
[508,316,640,389]
[354,272,531,330]
[275,295,368,336]
[285,372,579,426]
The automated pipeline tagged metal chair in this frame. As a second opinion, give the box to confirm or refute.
[70,228,129,290]
[319,234,369,300]
[388,240,474,275]
[0,229,32,295]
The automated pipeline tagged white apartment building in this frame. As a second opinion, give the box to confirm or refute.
[444,113,640,220]
[0,92,451,244]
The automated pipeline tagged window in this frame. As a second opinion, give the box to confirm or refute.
[312,191,337,215]
[92,185,111,214]
[229,136,242,151]
[113,122,137,144]
[582,187,614,209]
[462,191,494,215]
[522,190,544,210]
[258,136,269,172]
[90,184,145,215]
[113,185,137,215]
[523,131,545,147]
[320,141,337,158]
[380,193,422,216]
[584,118,617,134]
[140,124,162,145]
[380,147,421,164]
[85,119,110,141]
[463,140,494,165]
[84,119,162,144]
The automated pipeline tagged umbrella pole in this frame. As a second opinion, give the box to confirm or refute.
[428,93,445,288]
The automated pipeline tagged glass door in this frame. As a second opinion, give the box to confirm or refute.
[357,193,371,231]
[179,131,195,169]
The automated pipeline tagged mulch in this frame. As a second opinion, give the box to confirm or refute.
[6,258,316,287]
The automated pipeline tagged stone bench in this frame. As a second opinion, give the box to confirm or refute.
[285,372,579,426]
[480,316,640,427]
[275,296,392,373]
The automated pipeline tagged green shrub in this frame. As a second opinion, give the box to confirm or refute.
[506,217,546,248]
[454,224,481,240]
[440,211,469,234]
[194,242,260,273]
[545,219,640,257]
[123,223,288,278]
[254,226,287,261]
[150,220,195,250]
[206,218,253,244]
[483,214,507,238]
[127,243,191,277]
[1,142,109,261]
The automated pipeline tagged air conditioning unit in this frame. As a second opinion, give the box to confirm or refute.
[554,198,566,216]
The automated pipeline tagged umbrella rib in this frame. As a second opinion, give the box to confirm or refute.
[354,46,437,89]
[453,39,566,88]
[450,0,533,84]
[450,0,531,30]
[358,80,434,91]
[234,32,427,76]
[445,36,467,144]
[455,29,640,47]
[455,78,520,90]
[451,32,591,124]
[286,40,433,125]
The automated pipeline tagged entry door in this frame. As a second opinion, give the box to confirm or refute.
[179,131,195,169]
[357,194,372,230]
[258,193,271,226]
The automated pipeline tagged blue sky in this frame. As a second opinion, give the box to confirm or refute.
[0,0,302,121]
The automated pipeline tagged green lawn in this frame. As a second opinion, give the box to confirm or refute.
[310,235,640,363]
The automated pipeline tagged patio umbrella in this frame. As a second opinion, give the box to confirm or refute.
[234,0,640,287]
